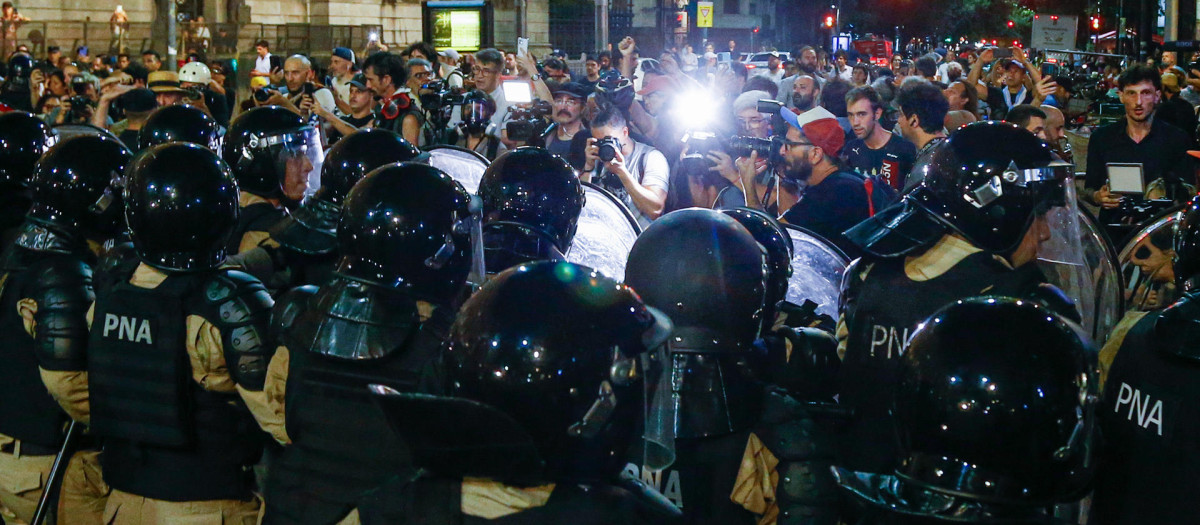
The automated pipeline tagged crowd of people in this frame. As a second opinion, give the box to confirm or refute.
[0,27,1196,525]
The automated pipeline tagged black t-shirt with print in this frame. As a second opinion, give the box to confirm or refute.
[843,133,918,191]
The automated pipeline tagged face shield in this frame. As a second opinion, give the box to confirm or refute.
[1024,164,1123,343]
[257,125,323,202]
[460,100,495,134]
[622,306,676,471]
[427,144,488,194]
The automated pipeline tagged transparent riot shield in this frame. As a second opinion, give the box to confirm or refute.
[1117,206,1182,315]
[427,144,490,194]
[563,182,642,281]
[782,224,850,320]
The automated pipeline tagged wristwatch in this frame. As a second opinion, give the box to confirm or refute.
[530,74,542,81]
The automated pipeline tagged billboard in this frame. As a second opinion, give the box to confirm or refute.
[1031,14,1079,50]
[424,0,493,52]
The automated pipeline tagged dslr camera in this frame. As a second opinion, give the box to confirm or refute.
[595,136,621,163]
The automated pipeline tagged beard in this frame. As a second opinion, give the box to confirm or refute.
[793,93,815,111]
[781,154,814,182]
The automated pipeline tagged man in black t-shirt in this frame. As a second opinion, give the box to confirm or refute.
[314,73,376,145]
[843,86,917,190]
[748,106,876,258]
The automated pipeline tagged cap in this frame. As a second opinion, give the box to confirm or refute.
[636,75,677,96]
[779,106,845,157]
[332,47,355,64]
[347,73,368,90]
[250,76,270,89]
[1163,71,1182,92]
[552,81,591,100]
[1003,59,1028,72]
[71,73,98,86]
[438,48,460,62]
[120,87,158,113]
[148,71,185,93]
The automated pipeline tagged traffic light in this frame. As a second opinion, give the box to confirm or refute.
[1091,15,1101,29]
[1007,20,1014,28]
[824,15,834,28]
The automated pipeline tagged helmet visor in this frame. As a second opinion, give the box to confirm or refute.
[639,306,676,471]
[1030,176,1122,342]
[461,101,494,131]
[265,126,323,201]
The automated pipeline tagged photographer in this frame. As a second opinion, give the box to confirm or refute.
[543,81,590,169]
[584,104,669,227]
[454,89,506,160]
[178,61,229,127]
[46,73,103,125]
[281,54,336,119]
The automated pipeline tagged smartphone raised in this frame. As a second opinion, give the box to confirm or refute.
[517,37,529,58]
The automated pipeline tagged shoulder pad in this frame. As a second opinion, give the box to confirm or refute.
[242,202,288,232]
[33,257,95,371]
[271,284,318,345]
[199,269,274,390]
[1156,292,1200,361]
[1026,283,1082,324]
[756,390,841,461]
[772,327,840,401]
[267,201,339,255]
[837,258,871,316]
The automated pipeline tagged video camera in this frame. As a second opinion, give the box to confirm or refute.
[683,131,781,166]
[505,99,553,143]
[419,79,466,111]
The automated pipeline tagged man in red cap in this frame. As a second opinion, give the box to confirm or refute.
[742,106,888,257]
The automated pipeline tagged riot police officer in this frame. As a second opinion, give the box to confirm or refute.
[834,296,1097,524]
[357,260,683,524]
[0,111,55,244]
[624,208,841,525]
[723,207,840,401]
[221,105,320,254]
[837,121,1080,476]
[1089,194,1200,523]
[228,128,424,289]
[478,147,584,274]
[258,162,478,524]
[87,142,274,522]
[0,134,130,524]
[138,103,223,152]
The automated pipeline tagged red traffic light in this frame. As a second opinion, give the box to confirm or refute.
[1091,16,1101,29]
[753,26,760,33]
[1051,15,1058,21]
[1007,20,1014,28]
[824,15,834,27]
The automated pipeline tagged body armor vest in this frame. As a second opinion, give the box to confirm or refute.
[357,476,683,525]
[1090,308,1200,524]
[228,200,285,254]
[264,279,449,525]
[88,266,263,501]
[837,252,1045,474]
[0,248,73,448]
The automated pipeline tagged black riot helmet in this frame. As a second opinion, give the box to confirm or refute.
[890,296,1096,508]
[0,111,56,187]
[28,135,132,237]
[1173,194,1200,292]
[847,121,1072,257]
[625,208,769,439]
[337,162,476,304]
[4,54,33,91]
[722,207,793,331]
[441,261,673,483]
[478,147,584,273]
[222,105,316,199]
[269,128,424,255]
[459,89,496,135]
[138,104,222,151]
[124,142,240,272]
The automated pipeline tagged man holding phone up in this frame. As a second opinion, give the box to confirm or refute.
[1085,65,1192,210]
[966,46,1055,119]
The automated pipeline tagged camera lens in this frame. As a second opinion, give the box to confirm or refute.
[598,139,618,163]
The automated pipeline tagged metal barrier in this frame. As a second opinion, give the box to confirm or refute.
[10,21,381,60]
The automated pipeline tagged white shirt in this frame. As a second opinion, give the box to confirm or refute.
[755,67,785,85]
[488,85,513,133]
[837,65,853,81]
[331,73,353,104]
[254,54,273,75]
[594,141,669,229]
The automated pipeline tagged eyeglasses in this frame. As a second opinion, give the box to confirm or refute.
[472,66,500,77]
[780,138,812,148]
[738,116,767,128]
[553,97,581,107]
[413,70,434,79]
